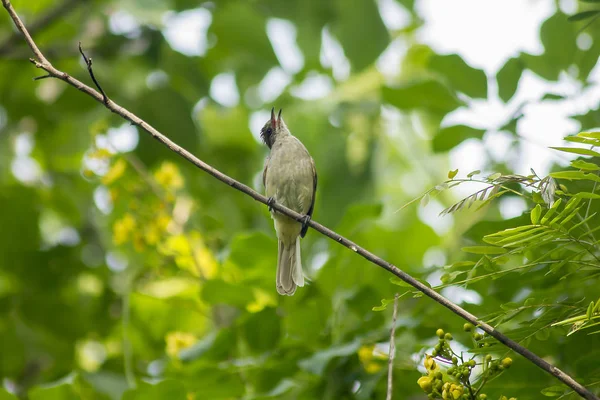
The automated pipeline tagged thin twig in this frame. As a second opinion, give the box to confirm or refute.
[78,42,108,103]
[1,1,598,398]
[33,74,52,80]
[386,293,399,400]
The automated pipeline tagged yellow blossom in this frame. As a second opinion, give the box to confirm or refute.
[113,213,136,245]
[144,222,161,245]
[358,345,385,374]
[102,158,127,185]
[154,162,184,190]
[166,331,196,359]
[247,288,277,313]
[424,354,437,372]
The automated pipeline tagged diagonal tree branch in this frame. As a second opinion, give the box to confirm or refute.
[1,1,598,399]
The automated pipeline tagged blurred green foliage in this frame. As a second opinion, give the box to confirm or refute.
[1,0,600,399]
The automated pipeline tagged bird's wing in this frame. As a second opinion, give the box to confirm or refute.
[262,156,269,189]
[301,157,317,238]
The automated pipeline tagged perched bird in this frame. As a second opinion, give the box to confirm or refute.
[261,108,317,296]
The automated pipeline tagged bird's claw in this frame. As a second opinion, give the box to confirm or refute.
[267,197,276,212]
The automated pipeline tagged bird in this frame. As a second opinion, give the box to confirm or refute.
[260,108,317,296]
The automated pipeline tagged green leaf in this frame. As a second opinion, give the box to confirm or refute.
[242,308,281,353]
[336,202,383,235]
[207,1,278,86]
[531,204,542,225]
[331,0,389,71]
[0,389,18,400]
[550,171,600,183]
[578,131,600,139]
[428,54,487,98]
[461,246,507,255]
[496,57,524,102]
[448,169,458,179]
[298,340,361,375]
[383,80,463,115]
[541,93,565,101]
[372,298,395,312]
[540,198,562,224]
[522,13,577,81]
[390,276,413,287]
[500,302,519,310]
[201,279,254,307]
[570,160,600,170]
[587,301,595,320]
[432,125,485,152]
[487,172,502,181]
[574,192,600,199]
[123,380,187,400]
[550,147,600,157]
[541,385,566,396]
[564,136,600,146]
[28,373,106,400]
[568,10,600,21]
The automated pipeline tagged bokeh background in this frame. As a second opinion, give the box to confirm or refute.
[1,0,599,398]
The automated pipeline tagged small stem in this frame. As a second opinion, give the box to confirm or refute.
[122,291,136,388]
[386,293,399,400]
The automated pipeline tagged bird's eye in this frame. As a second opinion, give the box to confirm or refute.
[266,128,272,135]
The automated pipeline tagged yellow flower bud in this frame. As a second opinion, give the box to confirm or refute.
[502,357,513,368]
[417,376,433,393]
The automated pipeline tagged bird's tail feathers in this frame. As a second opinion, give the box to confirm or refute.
[276,237,304,296]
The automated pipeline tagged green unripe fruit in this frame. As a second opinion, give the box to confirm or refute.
[434,371,443,380]
[452,357,458,365]
[436,328,445,338]
[468,360,476,367]
[473,333,482,341]
[501,357,513,368]
[485,355,492,362]
[463,323,473,332]
[479,395,487,400]
[445,333,453,341]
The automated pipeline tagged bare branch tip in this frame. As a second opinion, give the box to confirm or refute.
[33,74,52,81]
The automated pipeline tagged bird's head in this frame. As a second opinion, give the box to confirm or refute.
[260,108,287,149]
